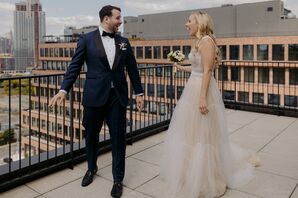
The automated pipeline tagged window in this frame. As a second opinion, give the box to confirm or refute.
[70,48,75,57]
[147,84,154,96]
[238,91,249,102]
[244,67,254,83]
[145,46,152,59]
[218,65,228,81]
[257,44,268,60]
[64,48,70,57]
[258,67,269,83]
[157,84,165,97]
[229,45,239,60]
[273,68,285,84]
[243,45,254,60]
[40,48,45,57]
[153,46,161,59]
[136,46,143,59]
[268,94,280,105]
[289,68,298,85]
[289,44,298,61]
[284,95,297,107]
[177,86,184,99]
[267,7,273,12]
[272,44,284,61]
[163,46,170,59]
[172,46,180,51]
[59,48,63,57]
[253,93,264,104]
[223,91,235,101]
[231,67,240,81]
[166,85,175,99]
[219,45,226,60]
[45,48,48,57]
[182,45,191,59]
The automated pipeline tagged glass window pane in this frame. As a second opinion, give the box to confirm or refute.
[163,46,170,59]
[253,93,264,104]
[219,45,226,60]
[229,45,239,60]
[289,68,298,85]
[257,44,268,60]
[145,46,152,59]
[273,68,285,84]
[238,91,249,102]
[243,45,254,60]
[153,46,161,59]
[244,67,254,82]
[136,46,143,59]
[289,44,298,61]
[272,44,284,61]
[258,67,269,83]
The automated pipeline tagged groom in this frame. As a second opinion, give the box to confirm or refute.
[49,5,144,198]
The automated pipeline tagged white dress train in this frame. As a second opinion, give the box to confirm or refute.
[160,36,259,198]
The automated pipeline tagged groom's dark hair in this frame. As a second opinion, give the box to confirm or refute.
[99,5,121,22]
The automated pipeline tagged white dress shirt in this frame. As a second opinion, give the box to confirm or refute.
[98,25,115,70]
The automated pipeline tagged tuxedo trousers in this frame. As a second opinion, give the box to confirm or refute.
[82,88,126,182]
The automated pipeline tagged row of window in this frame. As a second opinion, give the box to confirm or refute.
[40,48,75,58]
[221,44,298,61]
[133,45,190,60]
[23,114,84,140]
[224,91,298,107]
[132,44,298,61]
[219,66,298,85]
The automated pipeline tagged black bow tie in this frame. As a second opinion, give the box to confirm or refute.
[102,31,115,38]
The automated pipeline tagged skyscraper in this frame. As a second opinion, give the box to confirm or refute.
[13,0,45,71]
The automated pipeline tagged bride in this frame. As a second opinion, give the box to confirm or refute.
[160,11,260,198]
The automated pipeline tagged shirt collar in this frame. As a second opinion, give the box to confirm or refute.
[99,24,113,36]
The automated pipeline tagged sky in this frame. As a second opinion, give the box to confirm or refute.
[0,0,298,37]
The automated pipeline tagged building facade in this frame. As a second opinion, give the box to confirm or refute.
[20,0,298,156]
[14,0,46,71]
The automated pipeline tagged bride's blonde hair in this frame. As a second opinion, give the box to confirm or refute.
[192,11,221,66]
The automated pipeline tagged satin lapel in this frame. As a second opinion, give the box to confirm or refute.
[94,29,111,70]
[112,35,121,71]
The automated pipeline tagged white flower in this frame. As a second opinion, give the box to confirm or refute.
[167,50,185,63]
[119,42,127,50]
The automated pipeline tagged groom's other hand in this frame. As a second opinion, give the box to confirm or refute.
[136,95,144,112]
[49,91,66,107]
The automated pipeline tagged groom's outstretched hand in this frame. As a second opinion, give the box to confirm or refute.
[49,91,66,108]
[136,95,144,112]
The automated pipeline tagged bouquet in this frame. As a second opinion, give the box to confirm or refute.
[167,50,185,63]
[167,50,185,72]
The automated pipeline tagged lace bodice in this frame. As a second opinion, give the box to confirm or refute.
[188,35,216,76]
[189,51,204,74]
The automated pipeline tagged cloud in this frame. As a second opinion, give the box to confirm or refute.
[0,2,14,11]
[46,15,100,35]
[0,3,14,36]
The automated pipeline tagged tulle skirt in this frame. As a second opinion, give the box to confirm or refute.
[160,73,258,198]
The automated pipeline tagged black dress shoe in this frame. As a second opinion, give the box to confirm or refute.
[81,166,98,187]
[110,182,123,198]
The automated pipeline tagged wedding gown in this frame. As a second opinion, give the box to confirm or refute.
[160,36,259,198]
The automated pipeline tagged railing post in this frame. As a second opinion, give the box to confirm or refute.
[170,66,174,116]
[221,62,225,101]
[128,83,133,145]
[69,88,74,169]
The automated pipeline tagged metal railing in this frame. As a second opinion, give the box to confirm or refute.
[0,62,297,191]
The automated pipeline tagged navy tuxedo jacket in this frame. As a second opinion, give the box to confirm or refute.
[60,29,143,107]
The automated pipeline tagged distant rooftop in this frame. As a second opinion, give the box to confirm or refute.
[124,0,298,40]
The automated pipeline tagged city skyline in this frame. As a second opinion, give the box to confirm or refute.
[0,0,298,36]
